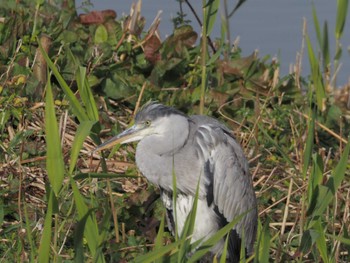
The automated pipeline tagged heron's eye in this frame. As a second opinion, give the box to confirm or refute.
[145,120,151,126]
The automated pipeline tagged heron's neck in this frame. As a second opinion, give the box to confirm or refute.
[135,117,190,188]
[135,140,174,188]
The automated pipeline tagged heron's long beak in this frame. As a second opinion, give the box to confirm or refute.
[94,124,145,152]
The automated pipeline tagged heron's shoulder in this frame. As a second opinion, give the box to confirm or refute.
[190,115,232,137]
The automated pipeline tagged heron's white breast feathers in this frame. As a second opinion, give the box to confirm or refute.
[161,191,225,254]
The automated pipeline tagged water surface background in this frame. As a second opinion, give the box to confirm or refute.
[76,0,350,86]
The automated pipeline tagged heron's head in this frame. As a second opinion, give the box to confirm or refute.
[94,102,189,152]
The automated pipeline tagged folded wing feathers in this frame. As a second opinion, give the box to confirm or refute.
[194,124,251,224]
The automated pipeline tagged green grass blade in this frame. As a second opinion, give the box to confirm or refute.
[76,66,99,121]
[328,138,350,189]
[206,45,223,65]
[200,0,209,114]
[204,0,220,37]
[38,188,55,263]
[134,240,181,263]
[322,22,330,70]
[38,38,89,122]
[172,163,178,240]
[69,121,96,175]
[325,233,350,246]
[334,44,343,61]
[45,79,65,195]
[178,177,201,262]
[97,206,111,250]
[306,35,326,111]
[154,212,166,263]
[219,234,230,263]
[229,0,248,17]
[299,228,320,256]
[73,214,85,263]
[311,153,324,189]
[23,202,36,263]
[335,0,349,39]
[302,109,315,179]
[70,177,105,262]
[312,4,322,48]
[155,211,166,250]
[313,219,329,263]
[311,139,350,218]
[239,229,246,262]
[307,153,324,215]
[257,218,270,263]
[74,207,99,262]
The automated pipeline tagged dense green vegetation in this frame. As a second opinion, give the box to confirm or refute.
[0,0,349,262]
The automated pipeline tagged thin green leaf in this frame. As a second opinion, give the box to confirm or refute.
[207,45,223,65]
[327,138,350,189]
[322,21,330,70]
[299,228,320,255]
[310,139,350,217]
[134,240,181,263]
[178,176,201,262]
[313,219,329,263]
[154,212,166,250]
[302,109,315,179]
[70,177,105,262]
[172,162,178,240]
[309,185,330,219]
[38,188,55,263]
[257,219,270,263]
[306,154,324,215]
[334,45,343,60]
[239,229,246,262]
[228,0,248,17]
[45,79,64,195]
[312,4,322,48]
[76,66,99,121]
[204,0,220,37]
[23,202,36,262]
[154,212,166,263]
[325,233,350,246]
[335,0,349,39]
[306,35,326,111]
[74,210,89,263]
[38,38,88,122]
[311,154,324,189]
[219,234,230,263]
[69,121,96,175]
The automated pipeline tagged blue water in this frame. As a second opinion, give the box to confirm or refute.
[76,0,350,86]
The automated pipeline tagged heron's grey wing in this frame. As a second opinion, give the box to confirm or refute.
[193,123,257,255]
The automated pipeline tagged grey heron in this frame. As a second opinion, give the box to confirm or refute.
[95,102,257,262]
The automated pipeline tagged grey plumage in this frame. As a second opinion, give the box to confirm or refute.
[95,102,257,262]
